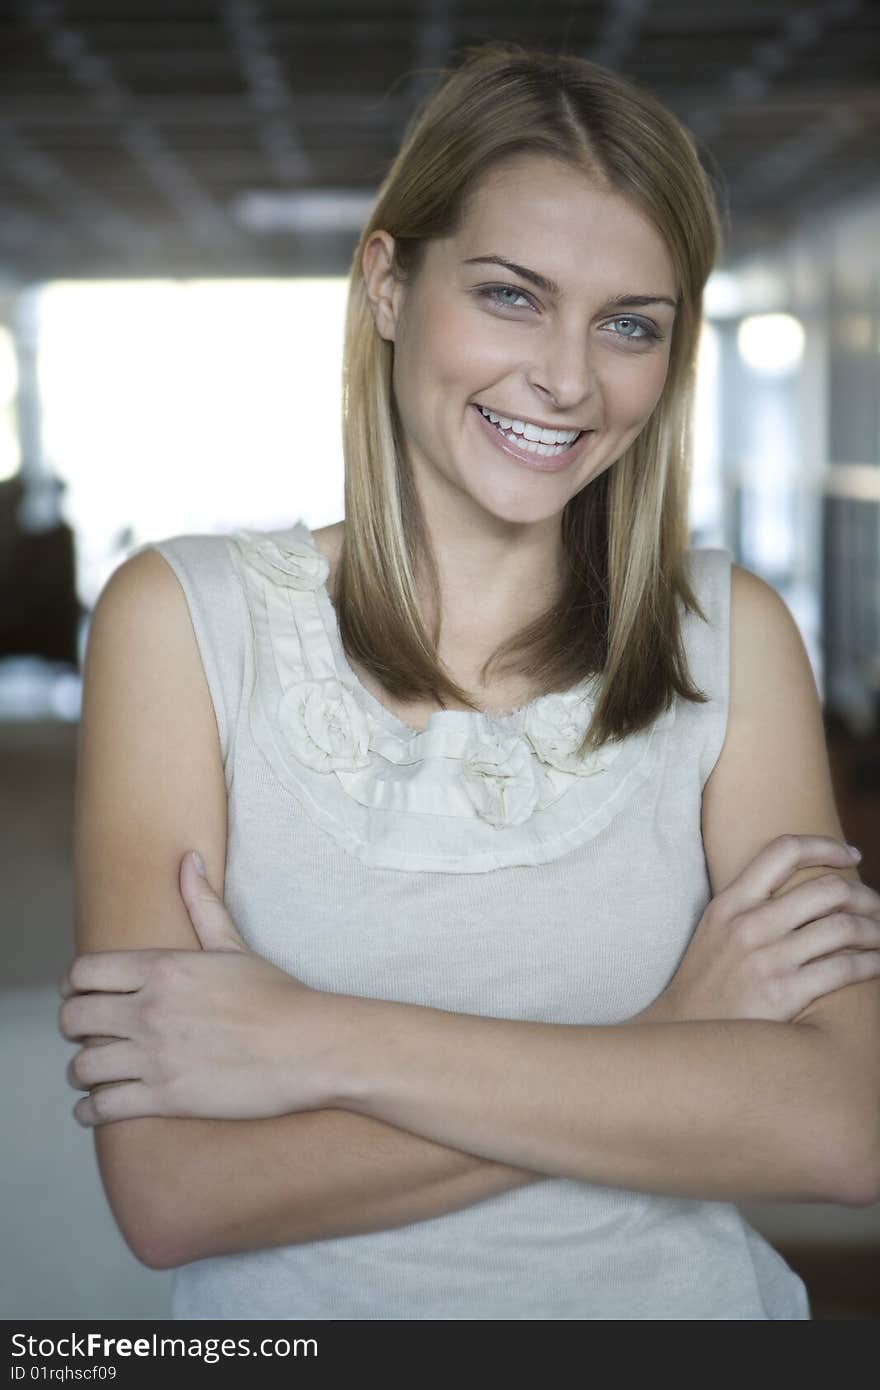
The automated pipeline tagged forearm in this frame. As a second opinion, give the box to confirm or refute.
[332,999,866,1206]
[107,998,672,1268]
[105,1109,536,1270]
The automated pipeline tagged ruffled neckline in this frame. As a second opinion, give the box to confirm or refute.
[228,518,680,873]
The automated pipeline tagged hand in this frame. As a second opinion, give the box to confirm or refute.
[657,835,880,1023]
[59,851,339,1126]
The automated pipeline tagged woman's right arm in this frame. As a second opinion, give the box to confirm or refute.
[74,548,541,1272]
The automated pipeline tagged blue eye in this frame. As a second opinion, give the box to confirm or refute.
[479,284,535,311]
[608,316,661,343]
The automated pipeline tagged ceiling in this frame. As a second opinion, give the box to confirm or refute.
[1,0,879,284]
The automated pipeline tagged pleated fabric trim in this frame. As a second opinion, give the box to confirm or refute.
[228,520,678,873]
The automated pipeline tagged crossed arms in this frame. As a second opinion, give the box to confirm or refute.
[73,549,880,1269]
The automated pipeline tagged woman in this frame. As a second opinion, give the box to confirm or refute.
[60,42,880,1320]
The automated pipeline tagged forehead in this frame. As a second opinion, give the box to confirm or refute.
[446,154,677,296]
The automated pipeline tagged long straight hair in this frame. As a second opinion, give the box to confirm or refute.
[335,40,724,758]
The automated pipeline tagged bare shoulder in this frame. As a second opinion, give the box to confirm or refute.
[87,546,221,768]
[723,560,825,758]
[726,561,810,710]
[99,538,224,701]
[701,560,847,896]
[96,543,190,630]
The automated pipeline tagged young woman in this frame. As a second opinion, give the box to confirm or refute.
[61,42,880,1320]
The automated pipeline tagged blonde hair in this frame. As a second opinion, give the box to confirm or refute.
[336,39,724,758]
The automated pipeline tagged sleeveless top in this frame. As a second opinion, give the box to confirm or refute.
[133,519,811,1320]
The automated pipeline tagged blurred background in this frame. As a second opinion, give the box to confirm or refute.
[1,0,878,1321]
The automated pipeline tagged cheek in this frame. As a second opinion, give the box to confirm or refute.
[407,305,476,395]
[439,306,499,382]
[608,356,669,422]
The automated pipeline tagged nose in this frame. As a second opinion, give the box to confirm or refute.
[528,327,598,417]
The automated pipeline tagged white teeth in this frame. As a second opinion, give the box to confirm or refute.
[479,405,579,446]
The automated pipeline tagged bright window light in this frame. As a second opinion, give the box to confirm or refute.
[37,278,349,607]
[0,325,20,482]
[737,313,805,376]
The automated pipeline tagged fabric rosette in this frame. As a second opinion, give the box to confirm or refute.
[278,677,373,773]
[460,724,543,828]
[238,531,330,592]
[523,687,622,777]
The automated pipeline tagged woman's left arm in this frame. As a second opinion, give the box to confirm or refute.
[320,564,880,1206]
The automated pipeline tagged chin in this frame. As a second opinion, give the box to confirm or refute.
[468,490,575,529]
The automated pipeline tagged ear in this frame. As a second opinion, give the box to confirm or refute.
[361,229,404,342]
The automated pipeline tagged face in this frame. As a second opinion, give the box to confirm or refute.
[362,154,679,532]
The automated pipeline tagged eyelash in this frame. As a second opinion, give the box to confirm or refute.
[477,284,664,344]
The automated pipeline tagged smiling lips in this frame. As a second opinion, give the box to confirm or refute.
[471,402,594,471]
[477,403,583,446]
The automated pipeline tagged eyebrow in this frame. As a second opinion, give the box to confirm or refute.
[461,254,678,309]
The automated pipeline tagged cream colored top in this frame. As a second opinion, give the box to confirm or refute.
[134,519,810,1320]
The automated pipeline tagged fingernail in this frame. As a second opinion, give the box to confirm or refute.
[192,851,206,876]
[846,844,862,860]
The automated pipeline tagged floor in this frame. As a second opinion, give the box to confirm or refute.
[2,717,878,1321]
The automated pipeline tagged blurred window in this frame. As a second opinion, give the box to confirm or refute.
[37,278,349,609]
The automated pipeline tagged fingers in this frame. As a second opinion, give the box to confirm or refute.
[58,949,157,1000]
[179,848,215,901]
[66,1041,142,1092]
[72,1081,159,1128]
[788,948,880,1018]
[178,851,249,952]
[758,873,879,939]
[774,911,880,969]
[720,835,861,913]
[58,993,135,1042]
